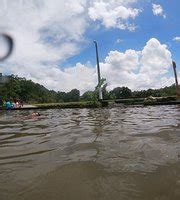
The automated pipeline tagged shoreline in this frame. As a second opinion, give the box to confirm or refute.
[0,98,180,111]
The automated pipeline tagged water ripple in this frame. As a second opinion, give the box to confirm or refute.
[0,106,180,200]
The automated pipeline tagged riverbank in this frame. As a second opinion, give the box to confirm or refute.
[0,101,103,110]
[114,96,180,106]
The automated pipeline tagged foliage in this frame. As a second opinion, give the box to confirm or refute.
[95,78,106,91]
[81,78,108,102]
[65,89,80,102]
[132,85,176,98]
[109,87,132,99]
[0,75,80,103]
[94,78,114,100]
[81,91,96,101]
[0,74,176,104]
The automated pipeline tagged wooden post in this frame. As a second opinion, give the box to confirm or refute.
[172,61,180,98]
[94,41,103,100]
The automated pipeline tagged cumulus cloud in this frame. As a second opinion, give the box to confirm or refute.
[0,0,88,64]
[88,0,142,31]
[173,37,180,42]
[140,39,172,76]
[0,1,175,93]
[101,38,173,91]
[152,4,166,18]
[0,0,92,93]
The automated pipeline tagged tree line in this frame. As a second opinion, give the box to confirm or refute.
[0,75,176,103]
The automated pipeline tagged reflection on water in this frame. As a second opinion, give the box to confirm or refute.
[0,106,180,200]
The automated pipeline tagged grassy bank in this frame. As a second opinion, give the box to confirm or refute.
[1,96,179,111]
[0,101,103,110]
[113,96,179,106]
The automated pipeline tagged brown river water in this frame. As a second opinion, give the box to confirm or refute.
[0,105,180,200]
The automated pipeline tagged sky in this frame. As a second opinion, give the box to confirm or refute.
[0,0,180,94]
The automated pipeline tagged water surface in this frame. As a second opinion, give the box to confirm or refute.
[0,106,180,200]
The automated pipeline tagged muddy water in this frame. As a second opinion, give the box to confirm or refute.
[0,106,180,200]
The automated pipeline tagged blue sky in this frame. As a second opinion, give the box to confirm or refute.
[0,0,179,93]
[68,0,180,67]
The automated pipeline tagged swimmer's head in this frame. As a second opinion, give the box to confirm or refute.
[32,112,40,116]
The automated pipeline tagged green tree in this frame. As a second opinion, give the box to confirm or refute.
[81,91,96,101]
[65,89,80,102]
[110,87,132,99]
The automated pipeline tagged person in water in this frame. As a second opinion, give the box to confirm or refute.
[24,112,41,120]
[5,99,13,110]
[31,112,40,117]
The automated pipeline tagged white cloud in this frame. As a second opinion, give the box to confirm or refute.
[173,37,180,42]
[0,0,92,93]
[116,39,124,43]
[88,0,142,31]
[0,1,176,94]
[104,49,139,72]
[140,38,172,76]
[152,4,166,18]
[0,0,88,66]
[101,38,173,91]
[1,36,175,93]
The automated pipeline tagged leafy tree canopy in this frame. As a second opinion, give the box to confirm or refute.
[0,74,176,103]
